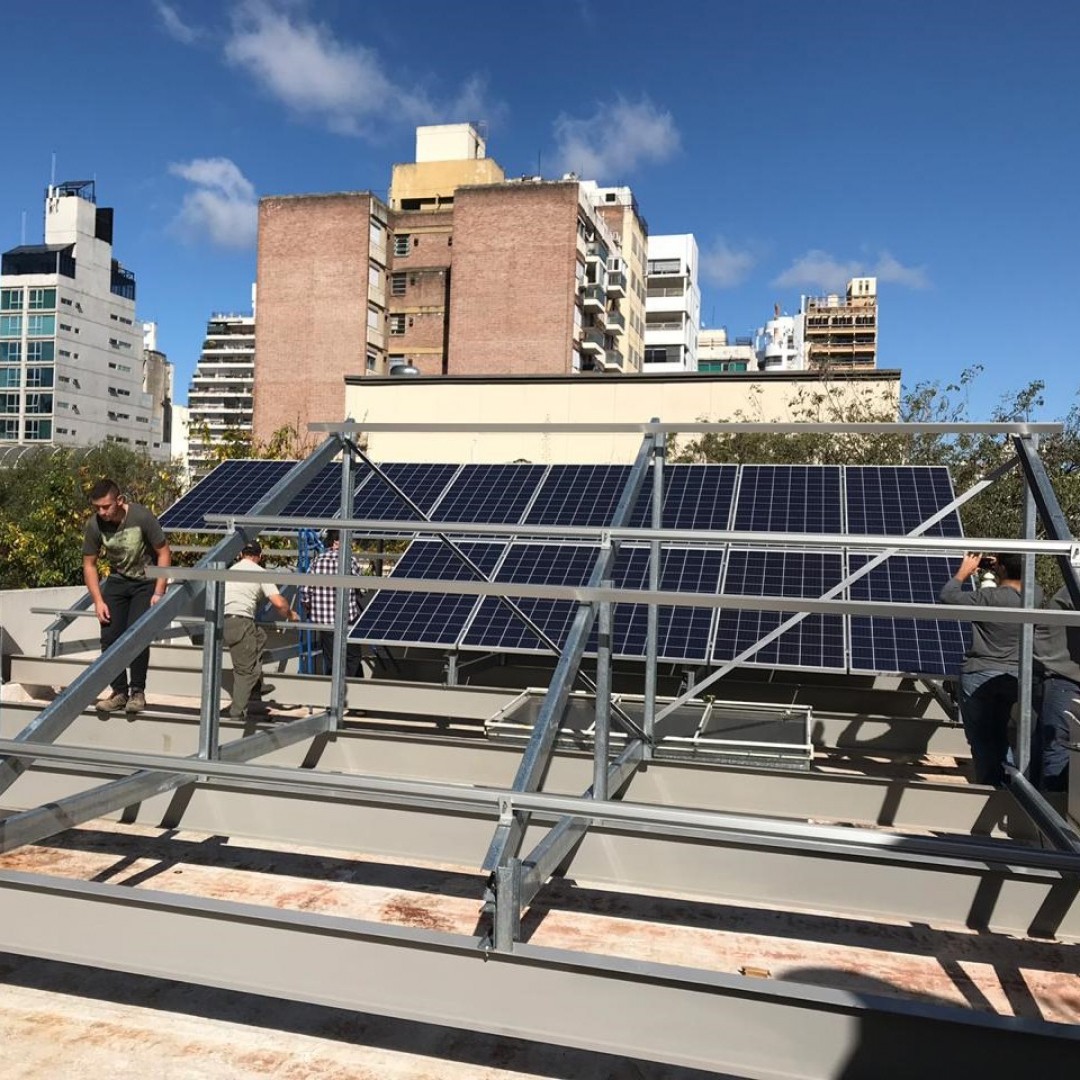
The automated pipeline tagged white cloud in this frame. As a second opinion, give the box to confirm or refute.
[154,0,201,44]
[553,97,680,180]
[773,249,929,292]
[701,238,756,288]
[169,158,258,249]
[223,0,497,136]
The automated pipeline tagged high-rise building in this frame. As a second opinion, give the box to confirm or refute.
[697,328,756,374]
[644,235,700,373]
[187,289,256,479]
[801,277,877,370]
[141,321,174,456]
[754,306,807,372]
[254,124,648,437]
[1,181,168,457]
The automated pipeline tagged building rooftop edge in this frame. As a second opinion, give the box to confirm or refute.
[346,370,902,387]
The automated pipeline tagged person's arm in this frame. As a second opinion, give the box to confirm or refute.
[83,554,110,624]
[939,553,982,605]
[150,539,172,606]
[268,592,299,622]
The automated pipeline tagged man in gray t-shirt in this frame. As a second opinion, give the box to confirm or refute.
[82,478,171,715]
[940,551,1039,786]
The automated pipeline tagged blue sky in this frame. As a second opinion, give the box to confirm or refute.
[3,0,1078,419]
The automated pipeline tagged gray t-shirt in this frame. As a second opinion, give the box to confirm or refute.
[82,503,167,580]
[1034,586,1080,684]
[223,559,282,619]
[939,577,1042,674]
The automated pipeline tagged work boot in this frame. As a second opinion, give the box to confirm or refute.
[97,691,128,712]
[126,690,146,714]
[254,682,276,697]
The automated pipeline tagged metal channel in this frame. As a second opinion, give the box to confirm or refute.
[0,872,1075,1078]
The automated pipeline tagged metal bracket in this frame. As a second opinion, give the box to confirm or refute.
[1070,543,1080,569]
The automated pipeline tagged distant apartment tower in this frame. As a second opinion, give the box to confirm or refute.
[697,328,756,373]
[187,288,256,478]
[801,277,877,370]
[255,124,648,437]
[141,321,174,456]
[253,193,390,444]
[754,306,807,372]
[644,235,700,372]
[0,181,168,457]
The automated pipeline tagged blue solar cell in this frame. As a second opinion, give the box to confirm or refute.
[431,464,548,524]
[524,465,632,526]
[159,460,296,529]
[713,549,846,670]
[848,553,968,676]
[352,463,462,521]
[630,465,738,531]
[845,466,963,537]
[461,543,599,652]
[600,546,725,662]
[279,463,353,519]
[732,466,843,534]
[350,539,504,646]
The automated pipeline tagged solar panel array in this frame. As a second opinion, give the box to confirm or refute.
[160,459,969,676]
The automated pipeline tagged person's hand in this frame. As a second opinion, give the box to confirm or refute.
[94,599,111,624]
[150,592,165,607]
[956,552,983,581]
[289,610,300,622]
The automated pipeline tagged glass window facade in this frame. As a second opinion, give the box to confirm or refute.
[0,315,22,337]
[27,288,56,310]
[0,368,19,388]
[27,314,55,336]
[24,418,51,440]
[26,340,54,362]
[0,418,17,439]
[394,234,410,256]
[0,288,22,311]
[0,342,21,362]
[25,393,52,414]
[26,366,54,388]
[0,393,19,413]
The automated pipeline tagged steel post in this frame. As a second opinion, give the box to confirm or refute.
[1017,435,1037,775]
[643,425,664,752]
[493,858,522,953]
[593,576,613,801]
[330,444,355,729]
[198,567,225,761]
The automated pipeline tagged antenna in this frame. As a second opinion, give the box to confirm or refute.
[50,152,56,187]
[537,149,542,177]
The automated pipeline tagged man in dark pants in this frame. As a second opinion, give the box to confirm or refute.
[1034,586,1078,794]
[82,478,171,715]
[300,529,366,691]
[940,551,1039,787]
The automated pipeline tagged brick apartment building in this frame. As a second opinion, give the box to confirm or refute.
[252,124,648,443]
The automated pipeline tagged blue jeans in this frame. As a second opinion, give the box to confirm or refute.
[1034,675,1077,793]
[958,670,1017,787]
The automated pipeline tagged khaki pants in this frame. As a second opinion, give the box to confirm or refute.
[223,616,265,719]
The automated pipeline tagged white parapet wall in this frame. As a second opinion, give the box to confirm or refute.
[0,586,85,679]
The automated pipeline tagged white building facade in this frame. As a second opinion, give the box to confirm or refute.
[0,181,167,456]
[697,328,757,374]
[186,290,256,479]
[754,309,807,372]
[644,234,700,372]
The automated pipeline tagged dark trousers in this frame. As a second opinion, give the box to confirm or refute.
[317,632,364,680]
[1033,675,1077,793]
[958,670,1018,787]
[100,575,154,695]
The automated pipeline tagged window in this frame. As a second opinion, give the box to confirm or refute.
[26,340,54,362]
[0,418,17,438]
[25,393,52,414]
[59,322,72,331]
[0,393,19,413]
[390,273,406,296]
[0,315,22,337]
[0,288,22,312]
[27,314,55,336]
[60,296,73,306]
[56,426,68,435]
[24,419,51,440]
[28,288,56,310]
[366,305,381,331]
[0,368,19,388]
[389,314,406,335]
[394,234,410,257]
[0,342,20,363]
[26,367,54,388]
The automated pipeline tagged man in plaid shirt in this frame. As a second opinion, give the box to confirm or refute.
[300,530,366,681]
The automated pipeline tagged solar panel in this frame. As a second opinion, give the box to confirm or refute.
[713,549,847,671]
[845,466,962,537]
[630,464,738,531]
[602,546,725,663]
[524,465,632,526]
[352,462,461,522]
[278,463,354,519]
[350,539,504,647]
[431,464,548,524]
[732,465,843,534]
[159,460,296,529]
[848,553,968,676]
[460,543,599,652]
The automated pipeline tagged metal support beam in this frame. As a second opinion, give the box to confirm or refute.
[329,445,355,730]
[1017,435,1038,775]
[481,435,655,874]
[593,579,613,802]
[0,434,344,800]
[197,568,225,760]
[0,713,331,855]
[1005,766,1080,854]
[1012,432,1080,607]
[643,424,665,752]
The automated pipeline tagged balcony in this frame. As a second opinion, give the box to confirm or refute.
[605,311,626,335]
[580,328,605,354]
[602,349,625,372]
[586,241,610,265]
[606,270,626,296]
[581,284,605,311]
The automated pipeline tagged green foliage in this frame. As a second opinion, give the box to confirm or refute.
[671,369,1080,596]
[0,444,185,589]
